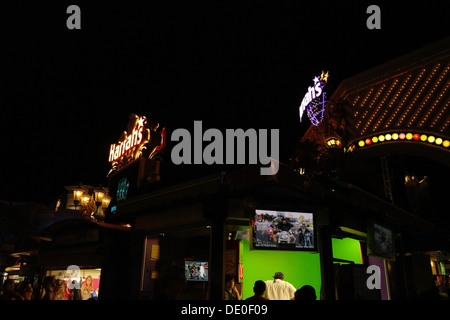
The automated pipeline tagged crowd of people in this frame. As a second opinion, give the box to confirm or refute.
[2,270,312,301]
[224,271,317,301]
[0,275,97,300]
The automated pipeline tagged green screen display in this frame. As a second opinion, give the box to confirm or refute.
[332,237,363,264]
[241,240,321,300]
[240,237,363,300]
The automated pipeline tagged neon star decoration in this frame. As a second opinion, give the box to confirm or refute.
[299,71,329,126]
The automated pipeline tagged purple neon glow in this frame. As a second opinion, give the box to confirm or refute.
[306,84,326,126]
[299,74,328,126]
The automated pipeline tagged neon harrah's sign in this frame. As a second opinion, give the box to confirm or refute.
[299,71,329,126]
[108,114,166,175]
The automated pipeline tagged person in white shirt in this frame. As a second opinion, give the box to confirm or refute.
[264,272,296,300]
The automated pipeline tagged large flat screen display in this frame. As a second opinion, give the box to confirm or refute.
[252,209,316,251]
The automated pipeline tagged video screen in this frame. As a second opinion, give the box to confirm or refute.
[185,261,209,282]
[252,209,315,251]
[370,223,394,260]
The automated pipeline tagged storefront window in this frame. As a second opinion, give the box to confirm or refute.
[45,268,101,300]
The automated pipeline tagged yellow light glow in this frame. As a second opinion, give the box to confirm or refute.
[372,136,379,143]
[436,137,443,145]
[392,133,399,140]
[73,189,84,202]
[358,140,365,147]
[428,136,435,143]
[378,135,385,142]
[443,140,450,148]
[406,133,413,140]
[420,134,427,141]
[385,134,392,141]
[95,191,105,203]
[320,70,329,82]
[101,195,112,210]
[81,194,91,207]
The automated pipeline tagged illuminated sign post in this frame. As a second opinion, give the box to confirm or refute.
[106,114,166,217]
[299,71,329,126]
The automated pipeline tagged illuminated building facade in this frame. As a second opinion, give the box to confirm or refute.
[293,37,450,298]
[99,39,450,300]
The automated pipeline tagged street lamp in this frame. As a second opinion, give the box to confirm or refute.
[81,193,92,208]
[101,194,112,211]
[71,184,112,221]
[73,188,84,210]
[94,188,105,204]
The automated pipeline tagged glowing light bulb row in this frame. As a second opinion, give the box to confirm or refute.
[418,65,449,127]
[394,69,426,128]
[384,74,412,129]
[357,132,450,149]
[355,88,375,129]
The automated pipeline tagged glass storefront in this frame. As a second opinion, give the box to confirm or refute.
[45,268,101,300]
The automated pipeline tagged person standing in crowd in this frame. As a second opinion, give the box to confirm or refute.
[294,285,317,301]
[41,276,55,300]
[81,275,94,300]
[54,279,66,300]
[0,279,24,300]
[18,282,34,300]
[224,274,241,300]
[246,280,269,300]
[264,272,296,300]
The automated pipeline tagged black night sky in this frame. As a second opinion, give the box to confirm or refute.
[1,1,449,205]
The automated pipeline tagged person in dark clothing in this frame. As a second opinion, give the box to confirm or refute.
[246,280,269,300]
[294,285,317,301]
[0,279,24,300]
[273,218,295,244]
[224,274,241,300]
